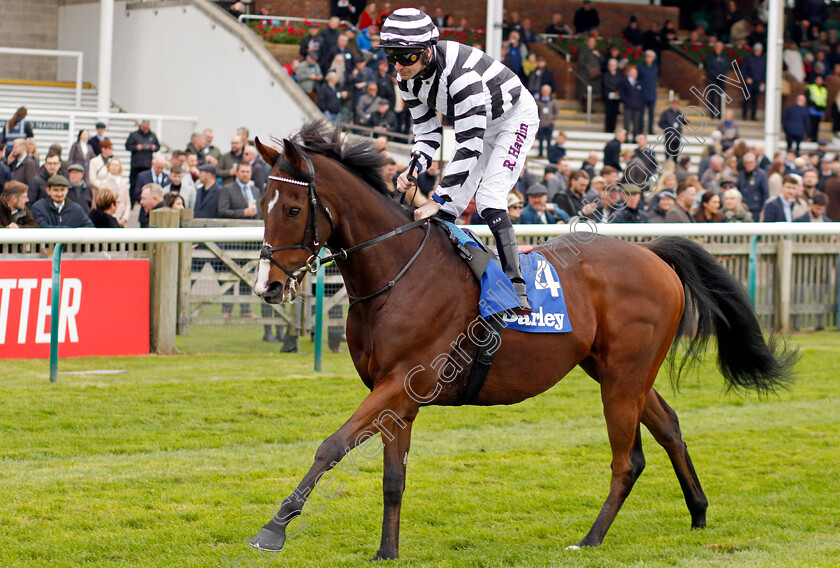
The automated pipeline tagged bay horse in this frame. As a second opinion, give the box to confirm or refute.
[250,121,795,560]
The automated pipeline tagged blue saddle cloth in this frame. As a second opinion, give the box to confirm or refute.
[443,222,572,334]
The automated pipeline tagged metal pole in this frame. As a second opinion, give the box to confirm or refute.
[748,235,759,306]
[49,243,65,382]
[485,0,504,60]
[313,250,326,372]
[586,85,592,124]
[68,114,76,152]
[764,0,784,157]
[97,0,115,117]
[75,53,83,108]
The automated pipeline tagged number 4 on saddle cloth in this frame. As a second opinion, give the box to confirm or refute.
[439,221,572,334]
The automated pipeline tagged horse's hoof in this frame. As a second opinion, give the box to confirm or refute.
[368,550,398,561]
[565,545,582,551]
[250,527,286,552]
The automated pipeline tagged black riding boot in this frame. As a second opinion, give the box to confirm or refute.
[482,208,531,315]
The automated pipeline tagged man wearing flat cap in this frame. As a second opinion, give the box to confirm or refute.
[194,163,221,219]
[520,184,569,224]
[90,122,108,156]
[30,174,94,228]
[611,183,648,223]
[66,163,93,211]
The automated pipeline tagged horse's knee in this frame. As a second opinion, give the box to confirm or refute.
[382,473,404,505]
[630,451,645,480]
[314,436,346,468]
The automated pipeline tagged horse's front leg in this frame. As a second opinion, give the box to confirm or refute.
[372,416,415,561]
[250,381,417,553]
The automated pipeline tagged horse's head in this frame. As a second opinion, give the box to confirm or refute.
[253,136,335,303]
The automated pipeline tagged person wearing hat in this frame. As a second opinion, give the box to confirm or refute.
[385,8,540,312]
[664,182,696,223]
[194,163,221,219]
[90,122,108,156]
[296,49,324,96]
[66,163,93,211]
[520,184,569,224]
[611,183,648,223]
[573,0,600,34]
[646,189,676,222]
[30,174,94,228]
[507,192,524,223]
[370,98,397,132]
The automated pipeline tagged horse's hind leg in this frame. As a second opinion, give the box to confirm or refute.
[641,387,708,528]
[575,383,647,548]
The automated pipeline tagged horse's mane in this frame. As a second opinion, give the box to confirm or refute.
[274,120,393,199]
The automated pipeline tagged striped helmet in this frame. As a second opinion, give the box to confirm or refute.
[380,8,439,49]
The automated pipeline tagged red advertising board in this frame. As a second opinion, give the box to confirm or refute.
[0,259,149,358]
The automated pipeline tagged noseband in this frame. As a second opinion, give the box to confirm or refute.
[259,151,431,308]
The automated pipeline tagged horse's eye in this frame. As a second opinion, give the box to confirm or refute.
[288,207,301,217]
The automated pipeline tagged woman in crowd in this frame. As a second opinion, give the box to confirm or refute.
[89,187,121,228]
[1,106,34,157]
[99,156,131,227]
[722,188,753,222]
[694,190,724,222]
[164,192,186,211]
[69,129,95,185]
[767,156,786,199]
[25,138,39,166]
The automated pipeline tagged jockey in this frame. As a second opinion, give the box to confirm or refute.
[384,8,538,314]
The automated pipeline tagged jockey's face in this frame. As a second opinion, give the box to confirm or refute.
[394,48,429,80]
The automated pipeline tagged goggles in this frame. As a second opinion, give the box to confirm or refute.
[384,48,424,66]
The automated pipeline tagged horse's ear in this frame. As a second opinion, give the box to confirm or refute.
[254,137,279,167]
[282,138,304,171]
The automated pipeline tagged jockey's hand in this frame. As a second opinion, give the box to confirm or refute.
[413,200,440,221]
[396,170,415,193]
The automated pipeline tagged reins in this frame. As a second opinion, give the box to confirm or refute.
[260,151,431,309]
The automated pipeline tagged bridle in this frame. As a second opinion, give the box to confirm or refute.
[259,151,431,308]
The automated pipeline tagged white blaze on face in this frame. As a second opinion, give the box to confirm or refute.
[254,242,272,295]
[266,190,280,214]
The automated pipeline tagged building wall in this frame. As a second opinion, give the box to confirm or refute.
[0,0,60,81]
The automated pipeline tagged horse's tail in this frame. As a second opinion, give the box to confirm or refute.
[644,236,798,395]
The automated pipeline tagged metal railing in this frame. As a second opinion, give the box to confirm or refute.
[0,47,84,107]
[238,14,356,31]
[0,107,197,150]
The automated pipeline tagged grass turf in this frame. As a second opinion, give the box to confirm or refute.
[0,327,838,567]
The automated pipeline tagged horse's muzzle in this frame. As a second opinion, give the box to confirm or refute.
[260,278,302,304]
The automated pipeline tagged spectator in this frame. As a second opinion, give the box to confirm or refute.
[795,192,832,222]
[164,191,185,211]
[547,158,570,200]
[604,128,626,170]
[217,135,245,186]
[30,175,94,228]
[619,66,644,139]
[658,99,684,162]
[242,145,268,194]
[507,192,524,223]
[68,129,95,186]
[573,0,600,34]
[89,187,121,228]
[99,156,130,227]
[219,161,260,220]
[90,122,107,156]
[806,74,828,141]
[546,13,571,36]
[660,20,678,50]
[359,2,378,30]
[519,18,537,47]
[762,174,799,222]
[318,71,345,123]
[581,152,598,181]
[66,164,92,211]
[536,85,560,158]
[554,170,596,218]
[782,95,811,154]
[125,119,159,205]
[627,134,658,190]
[135,155,170,228]
[717,109,739,143]
[602,59,622,134]
[527,57,556,96]
[0,180,38,228]
[300,23,324,60]
[201,128,222,166]
[722,188,753,222]
[700,154,725,190]
[371,58,396,109]
[321,34,355,81]
[693,190,724,222]
[88,138,113,192]
[646,189,675,222]
[665,182,696,222]
[355,82,381,125]
[416,159,440,197]
[741,43,766,121]
[705,42,730,119]
[139,182,165,227]
[319,16,343,51]
[577,36,601,109]
[612,183,647,223]
[503,31,528,82]
[546,130,567,165]
[297,50,324,97]
[0,107,34,157]
[738,152,770,219]
[8,139,37,187]
[185,132,205,162]
[622,16,642,47]
[802,168,821,201]
[637,50,659,134]
[641,20,662,53]
[25,138,39,167]
[521,184,568,224]
[370,98,397,132]
[601,44,626,72]
[28,151,61,205]
[195,164,221,219]
[162,165,196,210]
